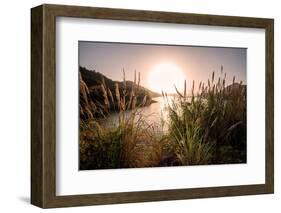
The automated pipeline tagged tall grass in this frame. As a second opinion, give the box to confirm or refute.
[163,80,214,165]
[79,120,122,169]
[80,70,162,169]
[164,66,246,165]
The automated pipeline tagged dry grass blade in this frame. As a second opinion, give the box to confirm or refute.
[184,80,186,99]
[227,121,243,132]
[100,84,110,109]
[218,77,221,89]
[142,95,147,106]
[115,83,120,110]
[198,81,202,92]
[132,96,137,110]
[161,90,165,98]
[134,70,136,85]
[123,68,126,87]
[174,84,183,98]
[191,80,194,97]
[137,72,140,91]
[107,88,114,103]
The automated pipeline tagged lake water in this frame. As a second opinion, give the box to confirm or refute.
[104,96,172,130]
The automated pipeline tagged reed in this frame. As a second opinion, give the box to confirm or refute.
[80,69,161,169]
[164,66,246,165]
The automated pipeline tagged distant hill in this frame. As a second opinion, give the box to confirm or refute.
[226,82,246,91]
[79,66,160,120]
[225,83,246,96]
[80,66,160,98]
[80,66,114,88]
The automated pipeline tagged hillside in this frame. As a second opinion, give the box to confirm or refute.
[79,66,160,120]
[225,83,246,99]
[80,66,160,98]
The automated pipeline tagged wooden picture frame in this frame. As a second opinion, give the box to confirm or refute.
[31,4,274,208]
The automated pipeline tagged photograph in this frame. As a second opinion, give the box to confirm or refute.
[79,41,247,170]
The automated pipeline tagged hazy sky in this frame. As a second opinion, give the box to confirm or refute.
[79,41,246,94]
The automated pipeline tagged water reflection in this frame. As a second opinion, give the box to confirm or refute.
[104,96,174,132]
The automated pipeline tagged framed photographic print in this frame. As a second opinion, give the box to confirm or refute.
[31,4,274,208]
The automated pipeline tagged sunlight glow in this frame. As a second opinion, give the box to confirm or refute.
[148,62,186,94]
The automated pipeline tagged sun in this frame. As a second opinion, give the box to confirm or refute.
[148,62,185,94]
